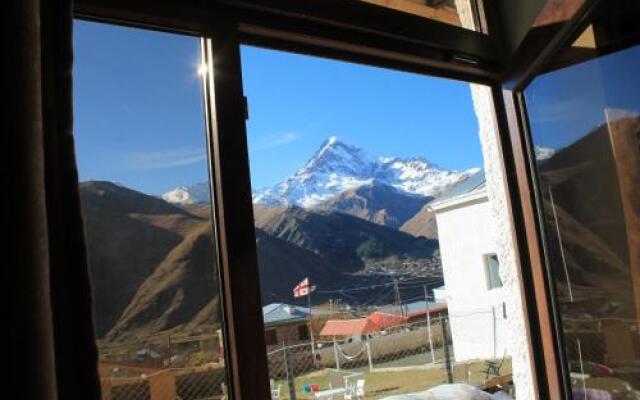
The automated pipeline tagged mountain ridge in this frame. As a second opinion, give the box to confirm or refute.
[164,137,476,208]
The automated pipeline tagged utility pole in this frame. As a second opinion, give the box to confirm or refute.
[283,341,297,400]
[308,285,316,365]
[393,279,402,315]
[424,286,435,363]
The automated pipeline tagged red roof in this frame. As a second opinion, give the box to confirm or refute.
[367,312,407,329]
[319,318,380,337]
[319,303,449,337]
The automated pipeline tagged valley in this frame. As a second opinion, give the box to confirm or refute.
[83,137,477,343]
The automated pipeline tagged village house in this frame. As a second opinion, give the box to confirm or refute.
[370,300,448,328]
[262,303,311,347]
[318,300,447,341]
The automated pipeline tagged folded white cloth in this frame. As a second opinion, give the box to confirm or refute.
[381,383,507,400]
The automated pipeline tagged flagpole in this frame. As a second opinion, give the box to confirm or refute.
[308,279,317,365]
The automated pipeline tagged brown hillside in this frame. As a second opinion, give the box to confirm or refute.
[399,204,439,239]
[106,222,220,342]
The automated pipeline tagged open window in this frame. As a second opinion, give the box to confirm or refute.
[239,39,530,396]
[60,1,640,399]
[501,0,640,398]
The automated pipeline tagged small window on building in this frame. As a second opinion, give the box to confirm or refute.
[265,329,277,345]
[298,325,310,340]
[484,253,503,289]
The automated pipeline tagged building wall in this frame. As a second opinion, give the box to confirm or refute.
[266,323,309,347]
[435,198,509,362]
[471,85,537,400]
[450,3,538,396]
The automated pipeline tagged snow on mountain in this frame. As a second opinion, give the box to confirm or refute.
[163,137,477,207]
[252,137,375,207]
[252,136,473,207]
[534,146,556,160]
[162,182,210,205]
[373,157,472,198]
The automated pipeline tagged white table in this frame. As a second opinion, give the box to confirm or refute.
[314,388,346,399]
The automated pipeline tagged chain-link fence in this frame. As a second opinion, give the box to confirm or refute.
[99,367,228,400]
[96,307,514,400]
[266,312,513,400]
[560,316,640,397]
[97,333,228,400]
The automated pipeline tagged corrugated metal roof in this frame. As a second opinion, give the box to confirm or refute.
[437,170,486,202]
[377,300,446,316]
[319,318,380,336]
[262,303,310,326]
[367,312,407,329]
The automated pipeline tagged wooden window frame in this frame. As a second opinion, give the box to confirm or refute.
[71,1,610,399]
[497,1,613,398]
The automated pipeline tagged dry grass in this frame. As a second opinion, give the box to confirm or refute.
[274,358,512,399]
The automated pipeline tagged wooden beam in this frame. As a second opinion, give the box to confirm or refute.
[357,0,461,26]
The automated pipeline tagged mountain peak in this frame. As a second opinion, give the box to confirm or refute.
[326,135,339,145]
[162,182,210,205]
[297,137,370,179]
[252,136,474,207]
[534,145,556,161]
[164,136,478,208]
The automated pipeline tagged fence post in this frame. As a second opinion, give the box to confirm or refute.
[424,286,435,364]
[366,340,373,372]
[100,378,113,400]
[167,334,172,367]
[333,336,341,371]
[441,316,453,384]
[283,341,297,400]
[148,370,176,400]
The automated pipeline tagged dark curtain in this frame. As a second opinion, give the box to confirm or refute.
[7,0,100,398]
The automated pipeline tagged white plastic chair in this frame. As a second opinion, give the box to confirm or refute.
[270,379,281,400]
[355,379,365,398]
[344,379,365,400]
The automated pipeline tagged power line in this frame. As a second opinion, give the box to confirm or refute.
[314,277,442,294]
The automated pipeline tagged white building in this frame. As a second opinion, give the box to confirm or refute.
[430,171,509,362]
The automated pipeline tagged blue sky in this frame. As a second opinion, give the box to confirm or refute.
[526,44,640,151]
[74,20,482,195]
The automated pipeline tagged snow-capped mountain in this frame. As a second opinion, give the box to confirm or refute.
[534,145,556,161]
[252,136,474,207]
[162,182,210,205]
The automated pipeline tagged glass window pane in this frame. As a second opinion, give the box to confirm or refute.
[73,21,228,399]
[524,2,640,396]
[241,45,526,398]
[485,254,502,290]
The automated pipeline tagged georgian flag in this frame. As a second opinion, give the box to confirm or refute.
[293,277,315,298]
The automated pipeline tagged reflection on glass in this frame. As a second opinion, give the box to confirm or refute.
[73,21,228,399]
[360,0,464,26]
[242,45,519,398]
[525,23,640,398]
